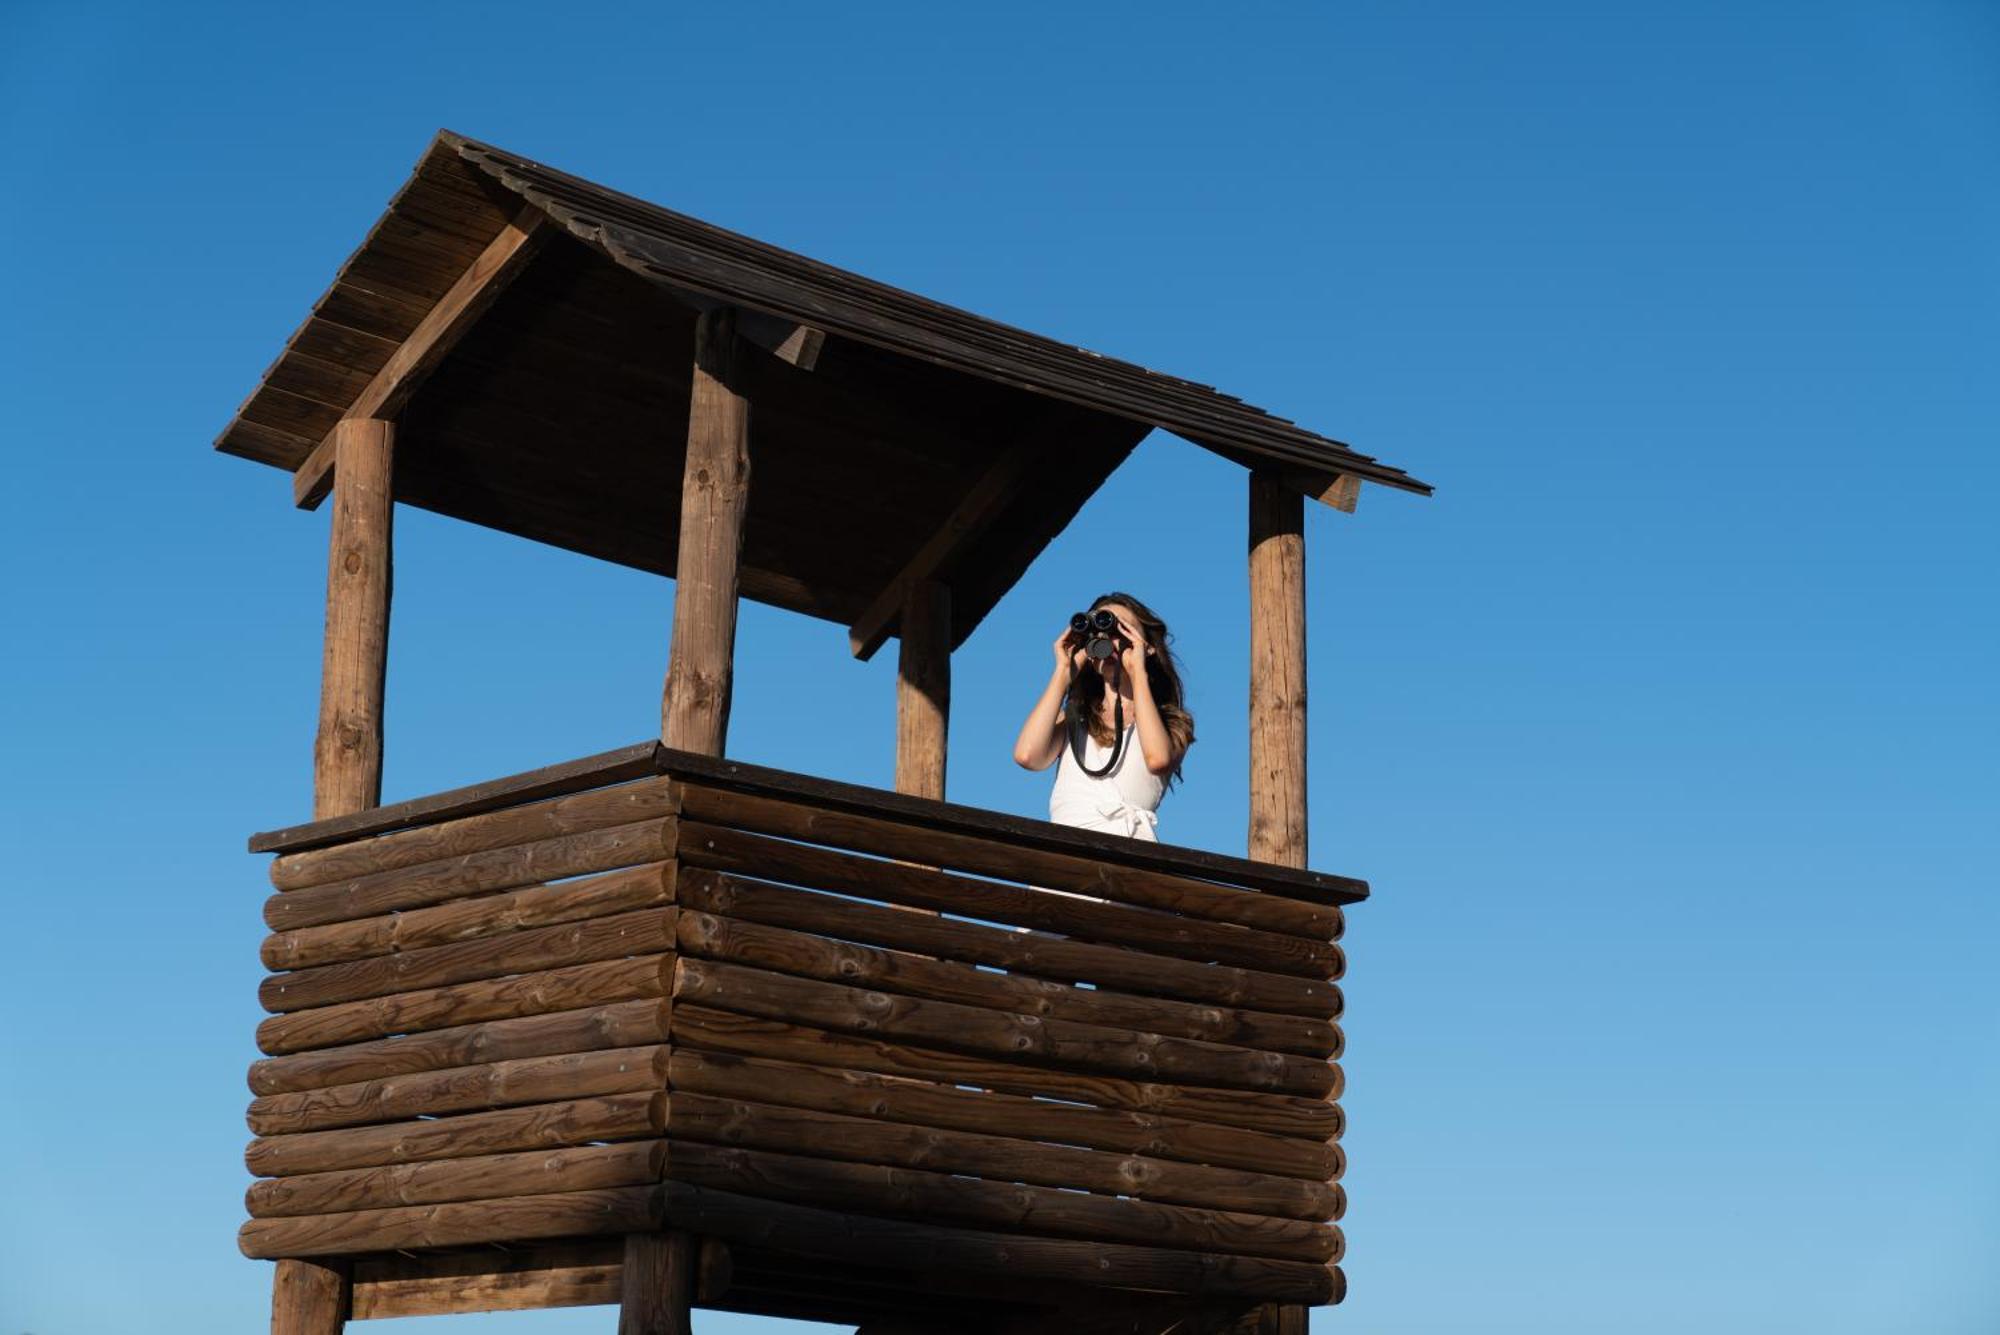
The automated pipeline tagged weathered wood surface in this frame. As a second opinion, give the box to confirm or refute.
[348,1240,623,1320]
[272,1256,349,1335]
[313,418,394,821]
[665,1140,1340,1262]
[619,1230,694,1335]
[246,1092,665,1178]
[682,869,1341,1033]
[665,1047,1337,1180]
[256,956,672,1057]
[679,823,1341,979]
[270,777,677,890]
[676,918,1336,1095]
[251,742,661,854]
[674,957,1338,1099]
[680,790,1344,937]
[673,1006,1341,1145]
[249,1045,669,1136]
[250,1140,667,1218]
[251,998,670,1096]
[241,1185,661,1259]
[261,908,677,1013]
[659,1090,1337,1221]
[1248,470,1308,869]
[661,305,751,757]
[265,817,679,931]
[894,579,950,799]
[654,1182,1344,1302]
[263,862,676,971]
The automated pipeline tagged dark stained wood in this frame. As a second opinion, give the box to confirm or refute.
[240,1185,663,1259]
[294,204,554,509]
[313,418,394,820]
[619,1230,694,1335]
[250,999,671,1095]
[250,741,662,854]
[272,1257,350,1335]
[672,1006,1341,1146]
[348,1240,624,1320]
[894,579,950,799]
[679,871,1341,1053]
[661,305,751,756]
[674,915,1335,1096]
[255,956,671,1058]
[666,1047,1335,1181]
[1248,471,1308,868]
[250,1140,667,1218]
[245,1092,666,1179]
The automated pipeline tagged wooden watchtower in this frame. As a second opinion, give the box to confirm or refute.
[218,131,1432,1335]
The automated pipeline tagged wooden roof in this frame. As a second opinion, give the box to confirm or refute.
[217,130,1430,655]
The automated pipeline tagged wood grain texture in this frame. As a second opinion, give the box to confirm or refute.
[894,579,950,799]
[249,1140,668,1218]
[313,419,394,821]
[246,1092,666,1179]
[661,306,750,756]
[240,1185,662,1259]
[349,1241,624,1320]
[1248,470,1308,869]
[619,1230,694,1335]
[271,1257,349,1335]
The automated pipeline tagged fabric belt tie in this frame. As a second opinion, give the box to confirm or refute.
[1092,795,1158,839]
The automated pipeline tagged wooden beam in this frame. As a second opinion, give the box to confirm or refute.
[273,1257,350,1335]
[772,322,826,370]
[313,419,394,821]
[895,580,950,800]
[1282,467,1359,514]
[619,1230,694,1335]
[294,204,553,509]
[662,306,752,756]
[848,441,1039,661]
[1247,470,1307,868]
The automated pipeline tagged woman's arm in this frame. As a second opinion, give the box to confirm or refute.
[1012,631,1079,771]
[1122,639,1180,776]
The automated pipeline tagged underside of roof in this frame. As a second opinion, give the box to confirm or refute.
[216,130,1429,651]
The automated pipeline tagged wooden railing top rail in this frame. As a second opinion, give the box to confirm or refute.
[249,741,1368,904]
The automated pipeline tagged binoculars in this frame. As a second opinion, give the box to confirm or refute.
[1068,609,1127,663]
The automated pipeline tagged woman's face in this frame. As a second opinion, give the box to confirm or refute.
[1093,602,1148,671]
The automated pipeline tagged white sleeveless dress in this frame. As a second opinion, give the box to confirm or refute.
[1049,720,1165,842]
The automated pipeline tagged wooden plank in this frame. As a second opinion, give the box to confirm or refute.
[248,1045,669,1136]
[245,1092,666,1179]
[849,440,1042,661]
[665,1141,1339,1262]
[666,1047,1336,1182]
[294,204,554,509]
[265,817,679,932]
[250,1140,667,1218]
[653,1181,1344,1302]
[313,419,394,820]
[263,861,676,972]
[661,305,751,756]
[679,823,1341,980]
[261,908,677,1013]
[272,1257,349,1335]
[251,999,671,1096]
[270,776,678,890]
[1248,471,1308,868]
[240,1185,662,1260]
[1283,467,1360,514]
[681,871,1340,1044]
[349,1240,623,1320]
[659,749,1366,905]
[620,1230,693,1335]
[250,741,662,854]
[894,579,950,800]
[254,958,671,1058]
[675,914,1334,1096]
[673,1006,1341,1146]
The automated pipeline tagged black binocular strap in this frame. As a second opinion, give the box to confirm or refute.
[1068,696,1128,779]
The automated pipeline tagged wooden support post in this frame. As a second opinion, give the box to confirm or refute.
[662,306,751,757]
[895,580,951,800]
[272,1256,349,1335]
[313,419,395,827]
[619,1230,694,1335]
[1247,469,1307,868]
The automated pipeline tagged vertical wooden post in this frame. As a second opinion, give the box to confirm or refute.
[662,306,752,757]
[619,1231,694,1335]
[1248,469,1307,868]
[283,419,394,1332]
[312,418,394,820]
[895,579,951,800]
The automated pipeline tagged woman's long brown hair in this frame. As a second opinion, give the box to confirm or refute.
[1065,591,1196,785]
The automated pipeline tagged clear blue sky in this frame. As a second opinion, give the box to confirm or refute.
[2,2,1995,1332]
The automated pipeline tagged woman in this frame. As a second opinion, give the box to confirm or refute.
[1011,592,1196,842]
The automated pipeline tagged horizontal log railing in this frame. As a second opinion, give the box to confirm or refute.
[241,743,1361,1325]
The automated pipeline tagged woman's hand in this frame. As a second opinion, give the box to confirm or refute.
[1052,627,1085,677]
